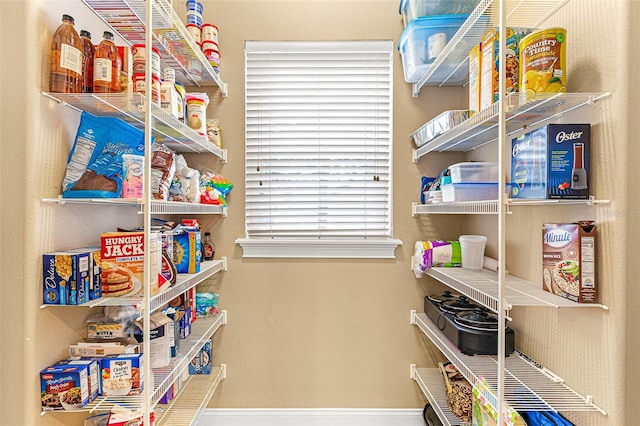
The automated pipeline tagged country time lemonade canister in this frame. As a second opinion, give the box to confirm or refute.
[520,28,567,99]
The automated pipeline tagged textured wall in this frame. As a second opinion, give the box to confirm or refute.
[1,0,634,425]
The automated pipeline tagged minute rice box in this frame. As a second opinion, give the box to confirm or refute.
[542,221,596,303]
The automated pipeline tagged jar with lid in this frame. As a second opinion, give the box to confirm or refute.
[93,31,122,93]
[79,30,95,93]
[49,14,83,93]
[203,232,215,261]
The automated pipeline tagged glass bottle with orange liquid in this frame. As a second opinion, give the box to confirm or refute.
[49,14,83,93]
[93,31,122,93]
[80,30,95,93]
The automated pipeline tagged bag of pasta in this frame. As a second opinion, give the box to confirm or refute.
[439,361,472,423]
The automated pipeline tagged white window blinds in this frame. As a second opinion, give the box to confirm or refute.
[243,40,395,247]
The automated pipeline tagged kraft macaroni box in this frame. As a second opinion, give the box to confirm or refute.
[173,231,201,274]
[42,251,90,305]
[480,27,534,110]
[511,124,590,200]
[542,221,597,303]
[40,365,90,411]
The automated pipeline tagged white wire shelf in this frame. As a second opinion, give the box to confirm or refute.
[40,259,227,312]
[412,0,568,95]
[41,196,227,216]
[48,312,226,415]
[42,92,227,160]
[413,201,499,215]
[155,365,226,425]
[420,267,608,312]
[413,92,610,159]
[410,311,606,414]
[81,0,227,93]
[410,366,466,426]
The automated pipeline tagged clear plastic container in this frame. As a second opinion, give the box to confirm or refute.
[441,182,498,202]
[398,14,469,83]
[459,235,487,270]
[448,162,499,183]
[399,0,480,27]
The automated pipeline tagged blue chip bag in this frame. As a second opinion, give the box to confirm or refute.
[62,112,146,198]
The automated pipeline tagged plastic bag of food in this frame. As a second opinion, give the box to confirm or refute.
[199,168,233,205]
[62,112,146,198]
[150,144,176,200]
[168,154,201,203]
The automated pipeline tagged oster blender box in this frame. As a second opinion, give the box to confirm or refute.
[511,124,590,199]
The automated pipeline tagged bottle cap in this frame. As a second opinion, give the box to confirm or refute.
[103,31,114,39]
[80,30,91,38]
[62,14,75,23]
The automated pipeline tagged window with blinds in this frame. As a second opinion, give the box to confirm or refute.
[237,40,401,258]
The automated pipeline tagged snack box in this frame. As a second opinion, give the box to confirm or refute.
[173,231,201,274]
[468,42,482,116]
[542,221,596,303]
[189,339,212,375]
[55,358,100,402]
[68,247,102,300]
[510,124,590,200]
[42,251,90,305]
[480,27,534,110]
[40,365,90,411]
[101,354,144,396]
[101,231,160,297]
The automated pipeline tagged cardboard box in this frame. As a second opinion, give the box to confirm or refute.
[180,307,192,339]
[542,221,597,303]
[101,231,160,297]
[472,379,525,425]
[101,354,144,396]
[68,247,102,300]
[40,365,90,411]
[69,342,139,357]
[173,231,201,274]
[55,358,100,402]
[468,42,482,116]
[510,124,590,200]
[480,27,534,111]
[189,339,212,375]
[42,252,90,305]
[87,322,126,340]
[134,312,173,368]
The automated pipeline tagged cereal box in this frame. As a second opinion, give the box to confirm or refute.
[42,252,90,305]
[542,221,596,303]
[480,27,534,111]
[510,124,590,200]
[101,231,159,297]
[469,42,482,116]
[40,365,90,411]
[56,358,100,402]
[173,231,201,274]
[101,354,144,396]
[189,339,212,375]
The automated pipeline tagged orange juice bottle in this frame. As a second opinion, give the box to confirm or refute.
[79,30,95,93]
[93,31,122,93]
[49,14,83,93]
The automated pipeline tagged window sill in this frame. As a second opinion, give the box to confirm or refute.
[235,238,403,259]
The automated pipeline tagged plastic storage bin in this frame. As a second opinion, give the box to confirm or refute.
[398,14,469,83]
[441,182,498,202]
[449,162,499,183]
[399,0,480,27]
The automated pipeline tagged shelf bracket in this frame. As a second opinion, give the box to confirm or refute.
[409,363,416,379]
[410,309,417,325]
[411,202,418,217]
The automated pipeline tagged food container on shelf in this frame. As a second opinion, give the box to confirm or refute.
[441,182,498,202]
[411,109,469,147]
[398,14,469,83]
[399,0,480,27]
[448,162,498,183]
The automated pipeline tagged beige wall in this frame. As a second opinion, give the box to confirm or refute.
[0,0,636,424]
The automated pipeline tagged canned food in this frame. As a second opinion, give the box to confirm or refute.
[203,49,220,70]
[131,44,161,79]
[186,23,201,43]
[186,11,203,27]
[520,28,567,97]
[132,73,160,104]
[201,23,218,43]
[185,93,210,135]
[202,40,218,52]
[186,0,203,14]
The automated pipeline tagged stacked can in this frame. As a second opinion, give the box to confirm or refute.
[130,44,161,104]
[201,23,220,72]
[186,0,203,26]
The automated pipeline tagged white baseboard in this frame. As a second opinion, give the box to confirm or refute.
[198,408,424,426]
